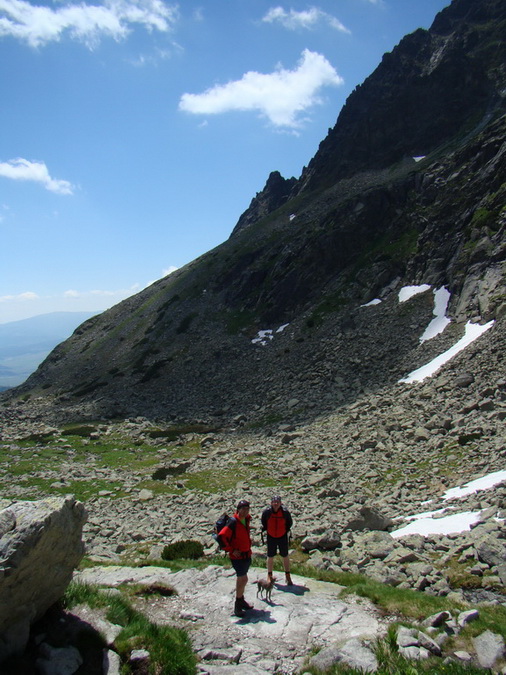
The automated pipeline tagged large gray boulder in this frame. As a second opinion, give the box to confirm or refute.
[473,631,505,670]
[0,496,87,661]
[343,506,394,532]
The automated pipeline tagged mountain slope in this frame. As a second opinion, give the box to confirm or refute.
[0,312,98,389]
[2,0,505,425]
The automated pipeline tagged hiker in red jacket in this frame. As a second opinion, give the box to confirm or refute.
[218,499,253,617]
[261,495,293,585]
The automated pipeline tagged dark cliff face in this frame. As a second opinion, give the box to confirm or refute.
[231,171,297,237]
[3,0,505,424]
[287,0,505,198]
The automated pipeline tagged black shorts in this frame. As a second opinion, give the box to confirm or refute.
[267,533,289,558]
[231,557,251,577]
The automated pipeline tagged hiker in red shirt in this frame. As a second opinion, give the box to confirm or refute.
[261,495,293,585]
[218,499,253,617]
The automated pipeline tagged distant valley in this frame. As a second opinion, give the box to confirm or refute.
[0,312,98,389]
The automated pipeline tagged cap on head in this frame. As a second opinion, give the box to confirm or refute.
[237,499,250,510]
[271,495,281,503]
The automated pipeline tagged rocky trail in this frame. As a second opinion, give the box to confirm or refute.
[75,564,385,674]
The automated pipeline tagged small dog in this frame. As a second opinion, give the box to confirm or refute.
[255,576,276,602]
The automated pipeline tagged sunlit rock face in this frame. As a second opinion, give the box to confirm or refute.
[0,497,87,661]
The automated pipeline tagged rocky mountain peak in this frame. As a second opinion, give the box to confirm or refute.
[231,171,297,237]
[291,0,505,197]
[0,0,504,427]
[231,0,505,234]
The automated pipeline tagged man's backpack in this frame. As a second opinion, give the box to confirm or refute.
[213,513,236,549]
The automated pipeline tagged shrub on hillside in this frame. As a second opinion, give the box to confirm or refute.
[162,540,204,561]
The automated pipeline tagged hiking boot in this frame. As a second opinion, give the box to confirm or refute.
[285,573,293,586]
[239,596,253,610]
[234,599,245,617]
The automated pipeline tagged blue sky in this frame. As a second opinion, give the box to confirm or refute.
[0,0,450,323]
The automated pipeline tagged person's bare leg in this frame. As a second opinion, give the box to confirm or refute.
[267,557,274,578]
[236,573,248,598]
[283,555,293,585]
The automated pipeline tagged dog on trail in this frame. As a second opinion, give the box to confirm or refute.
[255,576,276,602]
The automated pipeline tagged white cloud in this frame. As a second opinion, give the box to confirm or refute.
[0,285,146,322]
[0,291,39,303]
[145,266,178,287]
[0,0,179,48]
[64,285,141,299]
[0,158,74,194]
[192,7,204,22]
[262,6,350,34]
[179,49,343,128]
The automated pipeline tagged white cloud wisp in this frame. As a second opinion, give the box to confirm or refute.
[0,158,74,194]
[262,6,350,33]
[0,291,39,303]
[179,49,343,128]
[0,0,179,48]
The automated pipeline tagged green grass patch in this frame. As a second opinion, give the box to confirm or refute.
[63,582,196,675]
[134,479,180,496]
[285,562,461,620]
[457,604,506,642]
[0,428,166,500]
[225,308,257,335]
[441,560,485,592]
[306,291,348,328]
[351,226,419,277]
[470,207,496,231]
[182,464,293,493]
[183,467,244,492]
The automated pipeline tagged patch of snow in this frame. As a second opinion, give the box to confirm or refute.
[443,470,506,501]
[252,324,290,345]
[420,286,451,342]
[392,511,482,538]
[398,284,431,303]
[361,299,382,307]
[252,329,273,346]
[393,505,448,523]
[399,320,495,383]
[413,156,426,162]
[289,214,296,221]
[392,469,506,538]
